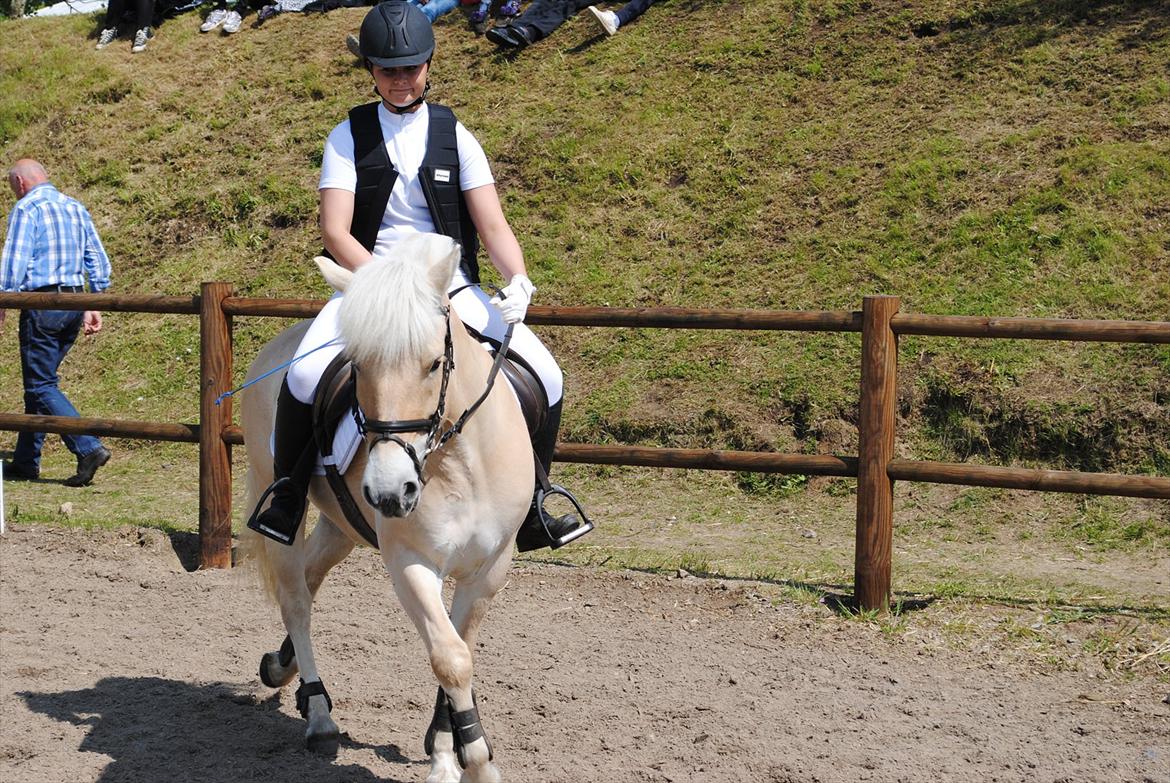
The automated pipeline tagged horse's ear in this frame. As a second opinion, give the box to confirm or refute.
[427,236,461,294]
[315,256,352,292]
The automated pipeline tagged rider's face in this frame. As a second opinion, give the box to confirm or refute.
[372,62,429,110]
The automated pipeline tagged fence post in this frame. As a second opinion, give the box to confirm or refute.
[199,282,233,569]
[854,295,899,612]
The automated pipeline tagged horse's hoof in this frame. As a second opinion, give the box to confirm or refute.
[306,729,340,756]
[259,651,298,688]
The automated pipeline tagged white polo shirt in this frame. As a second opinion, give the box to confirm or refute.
[319,102,494,282]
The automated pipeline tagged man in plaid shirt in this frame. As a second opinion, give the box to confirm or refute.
[1,159,113,487]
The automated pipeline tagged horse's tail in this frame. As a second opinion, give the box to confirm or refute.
[236,454,283,604]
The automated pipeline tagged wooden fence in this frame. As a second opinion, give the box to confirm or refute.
[2,286,1169,611]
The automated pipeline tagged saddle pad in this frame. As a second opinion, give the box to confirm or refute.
[271,343,523,477]
[267,413,362,476]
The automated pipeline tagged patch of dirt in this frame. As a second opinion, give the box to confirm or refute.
[2,524,1168,783]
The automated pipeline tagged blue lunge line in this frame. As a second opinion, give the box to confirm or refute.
[214,339,341,406]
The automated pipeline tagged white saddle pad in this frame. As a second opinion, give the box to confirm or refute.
[267,413,362,477]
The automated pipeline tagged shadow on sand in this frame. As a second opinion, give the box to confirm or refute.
[21,676,418,783]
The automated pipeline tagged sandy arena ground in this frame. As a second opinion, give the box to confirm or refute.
[2,523,1168,783]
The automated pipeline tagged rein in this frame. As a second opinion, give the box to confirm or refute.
[352,305,514,485]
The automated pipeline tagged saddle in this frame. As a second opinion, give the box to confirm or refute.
[310,326,550,548]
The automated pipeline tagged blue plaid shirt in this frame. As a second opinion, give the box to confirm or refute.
[1,183,111,293]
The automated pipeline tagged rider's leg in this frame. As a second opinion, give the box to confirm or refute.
[248,378,316,544]
[515,396,589,551]
[249,297,345,545]
[450,286,589,551]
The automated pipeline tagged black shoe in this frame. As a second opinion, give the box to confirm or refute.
[485,25,519,46]
[63,446,111,487]
[486,25,527,48]
[2,461,39,481]
[517,509,581,552]
[247,478,308,545]
[512,24,535,45]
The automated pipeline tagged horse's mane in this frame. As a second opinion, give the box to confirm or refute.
[337,234,459,366]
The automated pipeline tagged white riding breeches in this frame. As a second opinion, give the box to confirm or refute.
[285,285,564,407]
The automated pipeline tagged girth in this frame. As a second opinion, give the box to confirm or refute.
[310,326,549,549]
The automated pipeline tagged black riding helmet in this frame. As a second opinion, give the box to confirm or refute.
[360,1,435,68]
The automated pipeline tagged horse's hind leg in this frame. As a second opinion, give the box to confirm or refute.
[259,513,354,754]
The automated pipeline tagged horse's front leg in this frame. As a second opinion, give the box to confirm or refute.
[387,556,504,783]
[260,512,354,754]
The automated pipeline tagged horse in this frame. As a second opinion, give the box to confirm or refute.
[240,232,535,783]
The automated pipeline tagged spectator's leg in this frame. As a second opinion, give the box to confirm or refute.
[508,0,592,41]
[15,309,102,470]
[420,0,461,20]
[133,0,153,30]
[615,0,654,27]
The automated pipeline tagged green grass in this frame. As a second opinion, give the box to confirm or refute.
[2,2,1170,622]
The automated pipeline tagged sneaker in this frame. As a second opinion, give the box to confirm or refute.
[469,8,489,34]
[222,10,243,34]
[346,32,362,58]
[200,8,228,32]
[588,5,619,36]
[131,26,152,52]
[96,27,117,50]
[497,0,520,18]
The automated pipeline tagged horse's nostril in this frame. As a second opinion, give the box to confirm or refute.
[403,481,418,499]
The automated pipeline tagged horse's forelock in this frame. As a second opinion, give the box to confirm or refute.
[337,238,450,366]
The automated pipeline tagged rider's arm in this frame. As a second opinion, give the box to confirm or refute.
[464,184,527,281]
[319,188,374,272]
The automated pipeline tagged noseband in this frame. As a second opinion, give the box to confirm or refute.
[352,305,512,487]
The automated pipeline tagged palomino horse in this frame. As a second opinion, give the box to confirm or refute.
[241,233,534,783]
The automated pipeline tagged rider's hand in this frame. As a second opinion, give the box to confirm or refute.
[489,274,535,324]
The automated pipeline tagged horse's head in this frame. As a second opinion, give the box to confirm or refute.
[316,233,462,517]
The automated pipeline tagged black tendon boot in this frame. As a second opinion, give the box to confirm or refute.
[247,379,317,545]
[516,400,594,552]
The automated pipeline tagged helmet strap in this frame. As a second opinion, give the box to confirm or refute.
[377,81,431,115]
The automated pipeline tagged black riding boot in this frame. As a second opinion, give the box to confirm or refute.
[247,378,316,545]
[516,400,592,552]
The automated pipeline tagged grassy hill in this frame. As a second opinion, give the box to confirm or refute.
[2,2,1169,596]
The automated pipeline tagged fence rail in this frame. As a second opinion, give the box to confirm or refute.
[2,288,1168,610]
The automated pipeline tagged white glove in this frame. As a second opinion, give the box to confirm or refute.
[489,274,536,324]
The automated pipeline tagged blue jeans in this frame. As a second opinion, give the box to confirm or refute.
[13,308,103,471]
[411,0,460,21]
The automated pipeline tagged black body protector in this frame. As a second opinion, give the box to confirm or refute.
[335,99,593,554]
[345,100,480,283]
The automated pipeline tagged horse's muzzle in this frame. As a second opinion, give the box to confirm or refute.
[363,481,418,518]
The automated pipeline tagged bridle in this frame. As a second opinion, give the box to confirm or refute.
[351,304,512,487]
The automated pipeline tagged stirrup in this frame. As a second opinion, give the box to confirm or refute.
[246,476,303,545]
[534,484,594,549]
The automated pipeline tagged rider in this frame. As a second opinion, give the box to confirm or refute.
[249,0,589,553]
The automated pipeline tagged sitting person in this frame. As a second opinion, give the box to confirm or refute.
[485,0,587,49]
[199,0,252,33]
[95,0,157,52]
[468,0,521,33]
[587,0,655,36]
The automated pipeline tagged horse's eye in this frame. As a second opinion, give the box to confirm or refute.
[429,357,442,373]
